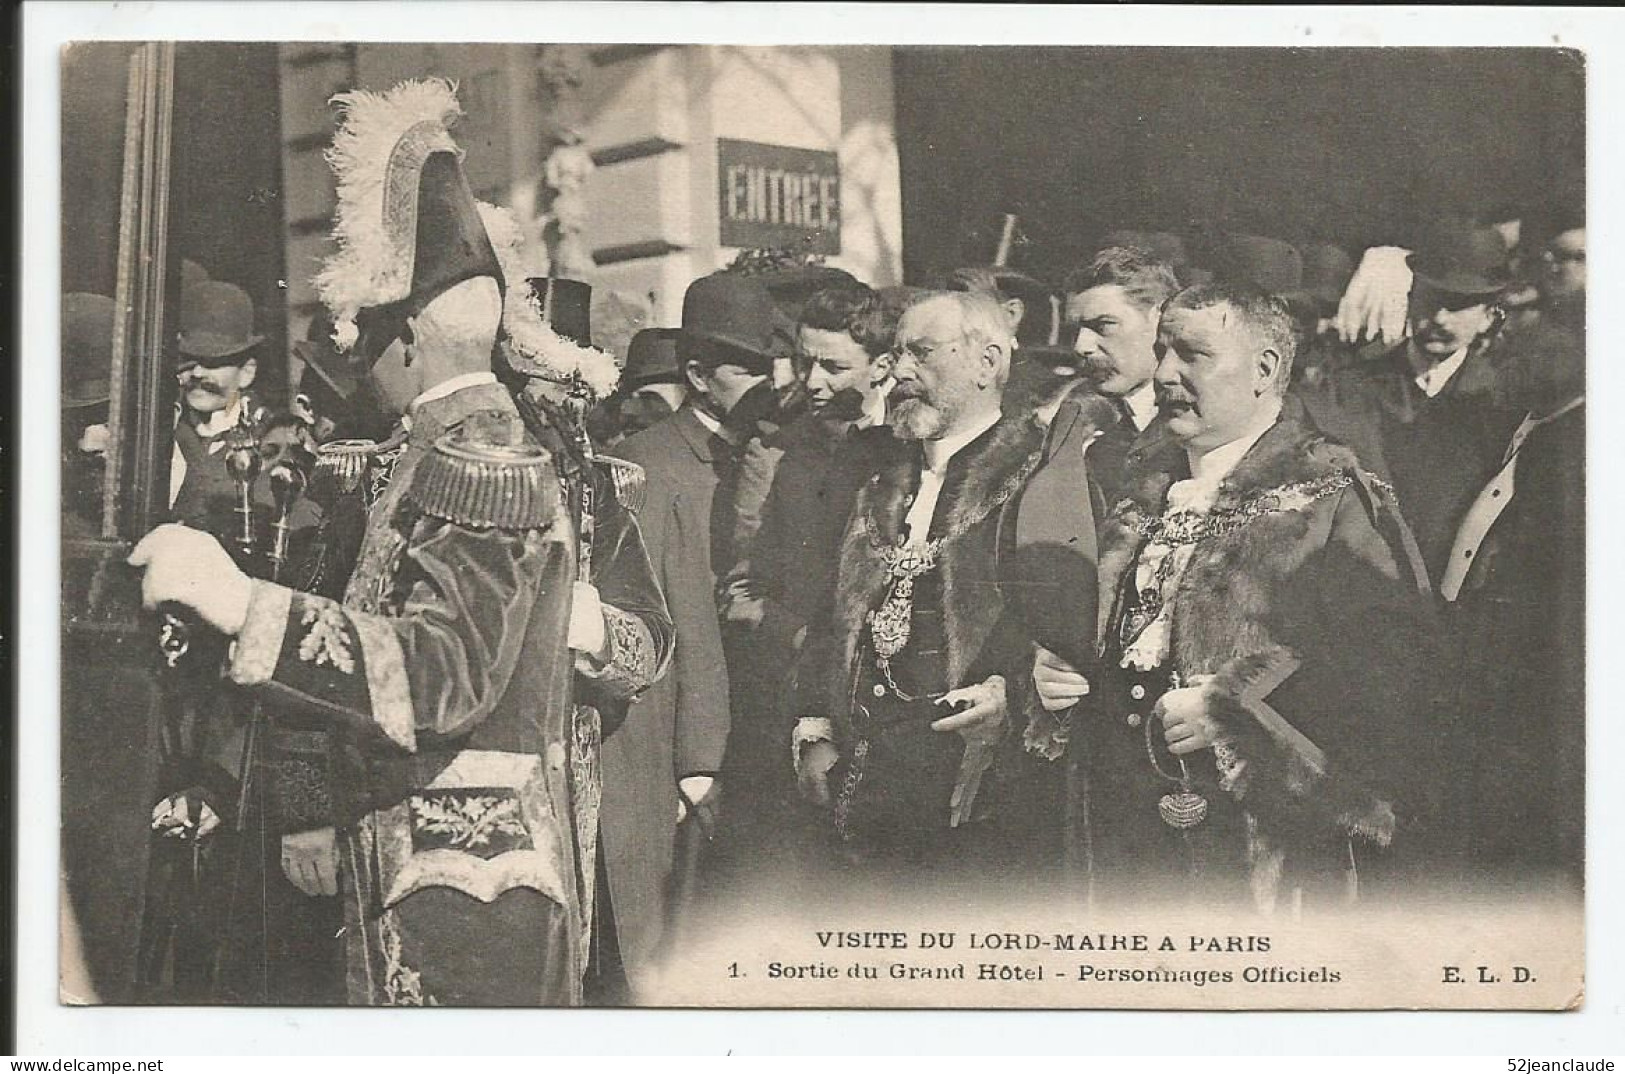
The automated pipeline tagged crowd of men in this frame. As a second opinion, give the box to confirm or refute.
[73,77,1585,1007]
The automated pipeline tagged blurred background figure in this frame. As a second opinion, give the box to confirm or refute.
[61,291,116,536]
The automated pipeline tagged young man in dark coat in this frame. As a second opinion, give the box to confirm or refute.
[607,271,784,990]
[1031,282,1436,910]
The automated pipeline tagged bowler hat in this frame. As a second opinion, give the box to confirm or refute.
[681,272,782,371]
[948,265,1059,347]
[62,292,115,409]
[623,327,682,387]
[178,280,264,361]
[1410,222,1512,297]
[527,277,593,346]
[759,265,861,321]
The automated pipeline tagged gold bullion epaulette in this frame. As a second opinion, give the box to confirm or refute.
[312,428,407,495]
[408,411,561,530]
[596,456,647,515]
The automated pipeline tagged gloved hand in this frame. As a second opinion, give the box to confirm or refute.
[128,523,253,635]
[281,827,339,897]
[795,740,839,809]
[567,581,610,663]
[151,792,222,841]
[1335,245,1414,346]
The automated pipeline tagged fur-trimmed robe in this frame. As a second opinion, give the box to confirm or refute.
[1075,403,1437,908]
[799,412,1048,841]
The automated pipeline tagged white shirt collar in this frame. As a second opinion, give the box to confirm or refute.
[191,394,246,437]
[1411,343,1470,398]
[1122,380,1158,431]
[405,371,498,424]
[690,405,725,438]
[923,408,1001,473]
[856,381,891,431]
[1184,397,1283,488]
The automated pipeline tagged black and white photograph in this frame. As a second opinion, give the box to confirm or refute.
[22,2,1623,1048]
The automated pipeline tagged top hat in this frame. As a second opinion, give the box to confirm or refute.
[623,327,683,387]
[1409,221,1513,297]
[181,258,211,292]
[316,79,502,366]
[62,292,115,409]
[177,280,264,362]
[681,272,784,371]
[1212,233,1304,295]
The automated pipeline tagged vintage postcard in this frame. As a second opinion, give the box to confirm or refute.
[40,5,1597,1034]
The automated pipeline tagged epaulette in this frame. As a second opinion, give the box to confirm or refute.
[596,456,647,515]
[408,411,560,530]
[312,429,405,495]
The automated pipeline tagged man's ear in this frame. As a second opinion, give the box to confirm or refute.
[238,357,258,390]
[1255,347,1281,394]
[869,351,894,387]
[683,359,710,396]
[979,340,1004,388]
[1001,297,1026,336]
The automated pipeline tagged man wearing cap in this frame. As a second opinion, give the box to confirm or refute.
[1305,221,1519,578]
[129,78,670,1006]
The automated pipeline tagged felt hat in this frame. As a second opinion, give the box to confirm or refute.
[177,280,263,362]
[62,292,115,409]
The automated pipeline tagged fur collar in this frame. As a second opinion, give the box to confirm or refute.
[859,410,1048,546]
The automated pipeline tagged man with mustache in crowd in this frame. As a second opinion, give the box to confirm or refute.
[1018,247,1183,768]
[794,290,1047,875]
[1304,220,1518,580]
[1031,280,1435,907]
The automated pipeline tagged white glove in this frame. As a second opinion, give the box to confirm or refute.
[150,794,221,841]
[127,523,252,635]
[1032,646,1091,712]
[567,580,609,661]
[931,674,1008,744]
[281,827,339,897]
[1335,246,1413,346]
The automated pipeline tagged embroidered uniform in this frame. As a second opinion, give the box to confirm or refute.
[227,385,663,1005]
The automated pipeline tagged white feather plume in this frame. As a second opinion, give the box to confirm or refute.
[478,200,621,402]
[314,77,463,350]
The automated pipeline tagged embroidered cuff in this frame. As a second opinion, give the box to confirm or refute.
[350,611,416,754]
[577,604,657,700]
[1022,708,1070,761]
[791,717,836,770]
[228,580,293,686]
